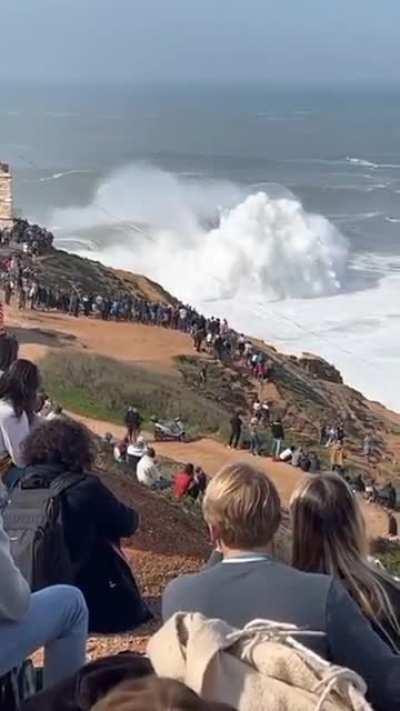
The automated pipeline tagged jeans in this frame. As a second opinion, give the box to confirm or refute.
[229,430,241,449]
[250,434,260,456]
[273,438,282,457]
[0,585,88,689]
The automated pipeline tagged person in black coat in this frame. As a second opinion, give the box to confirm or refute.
[20,417,150,634]
[125,407,142,443]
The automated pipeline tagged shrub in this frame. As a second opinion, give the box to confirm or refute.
[40,351,230,438]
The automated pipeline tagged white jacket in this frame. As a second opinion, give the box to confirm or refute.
[137,454,162,487]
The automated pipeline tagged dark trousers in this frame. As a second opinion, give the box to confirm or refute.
[229,430,241,449]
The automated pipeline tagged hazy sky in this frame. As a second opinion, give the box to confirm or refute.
[2,0,400,84]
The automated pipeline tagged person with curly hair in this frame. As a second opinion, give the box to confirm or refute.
[17,417,149,634]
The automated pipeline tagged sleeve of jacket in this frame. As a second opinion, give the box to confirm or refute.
[89,478,139,540]
[326,578,400,711]
[0,513,30,621]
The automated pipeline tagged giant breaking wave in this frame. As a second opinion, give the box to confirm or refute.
[50,164,349,303]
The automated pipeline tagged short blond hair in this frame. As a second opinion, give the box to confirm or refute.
[203,462,281,549]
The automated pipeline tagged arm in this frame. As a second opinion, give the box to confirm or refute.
[326,579,400,711]
[0,514,30,621]
[0,410,29,467]
[80,478,139,541]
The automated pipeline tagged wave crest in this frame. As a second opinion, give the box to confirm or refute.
[51,164,349,302]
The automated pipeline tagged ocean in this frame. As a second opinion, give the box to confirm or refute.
[0,82,399,410]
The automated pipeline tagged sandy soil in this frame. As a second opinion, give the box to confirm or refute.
[6,307,194,372]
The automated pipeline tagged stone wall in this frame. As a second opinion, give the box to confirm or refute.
[0,162,13,229]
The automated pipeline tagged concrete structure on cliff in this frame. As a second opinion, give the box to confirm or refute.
[0,162,13,229]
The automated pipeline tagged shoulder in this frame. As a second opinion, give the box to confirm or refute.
[0,400,17,420]
[163,566,216,607]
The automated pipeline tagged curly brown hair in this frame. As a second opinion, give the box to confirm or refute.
[22,417,95,472]
[91,677,235,711]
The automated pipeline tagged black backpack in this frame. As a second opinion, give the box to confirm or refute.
[3,473,84,592]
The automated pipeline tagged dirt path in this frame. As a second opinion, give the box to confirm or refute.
[6,307,194,372]
[72,412,388,539]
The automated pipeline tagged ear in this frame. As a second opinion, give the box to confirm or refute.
[209,524,222,549]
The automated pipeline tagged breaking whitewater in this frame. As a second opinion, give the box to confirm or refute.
[50,164,400,412]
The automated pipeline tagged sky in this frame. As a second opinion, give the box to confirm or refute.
[1,0,400,84]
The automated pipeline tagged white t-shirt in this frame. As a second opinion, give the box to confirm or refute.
[137,455,162,487]
[280,448,293,461]
[0,400,31,467]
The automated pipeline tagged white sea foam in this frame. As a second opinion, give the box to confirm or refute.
[346,156,400,169]
[51,164,349,302]
[39,169,93,183]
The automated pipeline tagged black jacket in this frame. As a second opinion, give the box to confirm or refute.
[271,421,284,439]
[163,556,400,711]
[22,464,145,633]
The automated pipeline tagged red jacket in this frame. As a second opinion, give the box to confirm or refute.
[174,472,193,499]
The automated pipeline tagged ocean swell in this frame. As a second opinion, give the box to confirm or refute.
[50,164,349,302]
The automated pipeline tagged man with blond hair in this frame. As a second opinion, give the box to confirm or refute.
[162,462,400,711]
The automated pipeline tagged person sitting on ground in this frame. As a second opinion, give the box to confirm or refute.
[127,436,147,474]
[137,447,168,490]
[173,463,195,499]
[114,437,129,463]
[279,445,295,463]
[290,473,400,652]
[228,411,242,449]
[19,417,144,634]
[91,677,235,711]
[291,446,303,468]
[0,510,88,690]
[271,416,284,458]
[190,466,208,501]
[0,359,40,489]
[298,450,312,472]
[0,332,18,376]
[125,407,142,443]
[162,462,400,711]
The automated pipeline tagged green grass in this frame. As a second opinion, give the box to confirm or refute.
[40,351,231,438]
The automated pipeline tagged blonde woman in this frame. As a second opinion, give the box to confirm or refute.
[290,473,400,651]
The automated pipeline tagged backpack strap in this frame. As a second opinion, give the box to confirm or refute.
[49,473,87,498]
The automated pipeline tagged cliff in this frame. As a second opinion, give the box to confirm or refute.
[3,218,400,484]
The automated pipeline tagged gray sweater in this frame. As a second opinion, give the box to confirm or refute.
[163,556,400,711]
[0,513,30,621]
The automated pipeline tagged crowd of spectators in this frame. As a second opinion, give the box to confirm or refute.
[0,326,398,708]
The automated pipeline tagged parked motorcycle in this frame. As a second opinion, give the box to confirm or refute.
[151,416,186,442]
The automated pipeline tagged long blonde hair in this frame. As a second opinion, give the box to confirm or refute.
[290,473,400,641]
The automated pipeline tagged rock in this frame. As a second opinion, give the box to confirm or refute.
[298,353,343,384]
